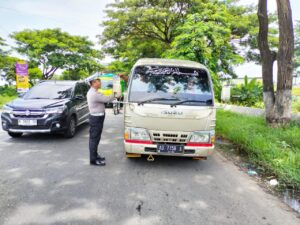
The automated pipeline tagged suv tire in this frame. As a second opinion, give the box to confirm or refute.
[64,116,76,138]
[8,132,23,138]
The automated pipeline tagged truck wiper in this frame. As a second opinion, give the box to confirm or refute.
[171,99,213,107]
[138,97,180,105]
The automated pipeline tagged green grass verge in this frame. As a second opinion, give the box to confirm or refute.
[216,110,300,188]
[292,100,300,113]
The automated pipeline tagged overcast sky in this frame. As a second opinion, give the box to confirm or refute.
[0,0,299,77]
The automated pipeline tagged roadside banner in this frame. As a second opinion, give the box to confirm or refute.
[16,61,29,93]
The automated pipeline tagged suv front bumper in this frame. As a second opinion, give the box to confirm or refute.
[1,112,69,133]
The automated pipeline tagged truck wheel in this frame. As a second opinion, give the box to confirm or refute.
[64,116,76,138]
[8,132,23,138]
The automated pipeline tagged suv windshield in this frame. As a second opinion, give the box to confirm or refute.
[24,82,73,100]
[129,66,213,105]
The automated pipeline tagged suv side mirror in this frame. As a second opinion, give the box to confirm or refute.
[74,95,84,100]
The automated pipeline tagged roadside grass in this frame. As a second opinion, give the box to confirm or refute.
[293,86,300,96]
[216,110,300,188]
[292,99,300,114]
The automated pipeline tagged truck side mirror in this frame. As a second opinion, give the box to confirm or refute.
[123,92,128,101]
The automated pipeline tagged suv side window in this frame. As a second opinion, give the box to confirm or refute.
[74,84,83,97]
[81,83,89,96]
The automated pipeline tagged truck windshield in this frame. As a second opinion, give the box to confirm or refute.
[129,66,213,105]
[101,79,113,90]
[24,83,73,100]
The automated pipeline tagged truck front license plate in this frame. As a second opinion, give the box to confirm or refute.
[157,144,184,154]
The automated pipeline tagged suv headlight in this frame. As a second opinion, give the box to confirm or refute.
[2,105,13,114]
[124,127,151,141]
[189,131,215,143]
[45,105,66,114]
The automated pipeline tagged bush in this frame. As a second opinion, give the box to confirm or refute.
[0,86,17,107]
[0,86,17,96]
[216,110,300,188]
[231,76,263,107]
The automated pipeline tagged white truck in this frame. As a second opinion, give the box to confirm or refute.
[123,58,216,160]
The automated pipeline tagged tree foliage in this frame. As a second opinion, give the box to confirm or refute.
[100,0,258,99]
[0,36,8,56]
[11,28,103,80]
[1,36,44,85]
[101,0,192,70]
[60,69,88,81]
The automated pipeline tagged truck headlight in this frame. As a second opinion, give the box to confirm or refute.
[3,105,13,114]
[189,131,215,143]
[124,127,151,141]
[189,132,210,143]
[45,105,66,114]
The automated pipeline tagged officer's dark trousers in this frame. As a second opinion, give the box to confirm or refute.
[89,115,105,162]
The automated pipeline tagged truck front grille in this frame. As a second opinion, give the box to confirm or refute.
[150,131,190,143]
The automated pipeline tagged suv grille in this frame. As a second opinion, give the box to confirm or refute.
[11,110,47,119]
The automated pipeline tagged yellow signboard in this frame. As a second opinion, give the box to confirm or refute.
[16,75,29,89]
[16,61,29,92]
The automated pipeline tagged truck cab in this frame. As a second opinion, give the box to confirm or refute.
[124,58,216,158]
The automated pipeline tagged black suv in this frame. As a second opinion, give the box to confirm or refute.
[1,81,90,138]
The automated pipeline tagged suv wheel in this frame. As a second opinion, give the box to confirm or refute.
[64,116,76,138]
[8,132,23,138]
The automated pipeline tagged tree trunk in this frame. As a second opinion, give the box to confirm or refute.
[258,0,294,125]
[257,0,276,122]
[274,0,294,124]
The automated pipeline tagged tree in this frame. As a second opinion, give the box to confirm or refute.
[294,21,300,73]
[163,3,241,89]
[0,56,18,85]
[106,60,131,74]
[257,0,294,124]
[28,67,42,85]
[100,0,192,69]
[101,0,257,79]
[0,36,7,56]
[60,69,89,81]
[11,28,102,80]
[0,36,43,85]
[164,1,258,98]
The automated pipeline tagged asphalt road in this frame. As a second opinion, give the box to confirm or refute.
[0,111,299,225]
